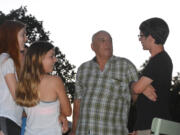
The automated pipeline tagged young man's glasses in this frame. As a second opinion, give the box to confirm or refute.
[138,34,145,38]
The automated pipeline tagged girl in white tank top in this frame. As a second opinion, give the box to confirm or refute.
[15,41,72,135]
[24,100,61,135]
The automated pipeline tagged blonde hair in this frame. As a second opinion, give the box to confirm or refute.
[16,41,54,107]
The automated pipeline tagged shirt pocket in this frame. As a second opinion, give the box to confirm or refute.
[104,78,128,100]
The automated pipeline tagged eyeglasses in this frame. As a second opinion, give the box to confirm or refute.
[138,34,145,38]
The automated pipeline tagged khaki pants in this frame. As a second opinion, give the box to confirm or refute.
[136,129,151,135]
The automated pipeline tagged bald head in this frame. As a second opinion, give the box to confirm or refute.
[92,30,112,44]
[91,30,113,59]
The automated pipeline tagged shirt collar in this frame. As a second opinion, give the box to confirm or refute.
[92,55,114,63]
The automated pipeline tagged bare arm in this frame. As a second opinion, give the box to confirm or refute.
[142,85,157,101]
[132,93,138,102]
[130,82,139,102]
[5,73,17,99]
[131,76,157,101]
[132,76,153,94]
[59,112,69,133]
[55,77,72,116]
[70,99,81,135]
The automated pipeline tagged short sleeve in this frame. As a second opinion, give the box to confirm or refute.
[1,58,16,76]
[143,60,156,81]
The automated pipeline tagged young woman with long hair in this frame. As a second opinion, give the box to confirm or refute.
[0,20,27,135]
[16,41,72,135]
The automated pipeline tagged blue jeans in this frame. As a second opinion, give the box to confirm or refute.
[20,117,26,135]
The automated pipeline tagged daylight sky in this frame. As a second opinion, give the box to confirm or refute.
[1,0,180,76]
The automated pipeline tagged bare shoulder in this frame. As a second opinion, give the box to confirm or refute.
[43,75,63,86]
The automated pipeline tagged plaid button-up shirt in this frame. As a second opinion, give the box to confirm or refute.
[75,56,138,135]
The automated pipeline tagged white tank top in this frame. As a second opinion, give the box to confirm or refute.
[24,100,62,135]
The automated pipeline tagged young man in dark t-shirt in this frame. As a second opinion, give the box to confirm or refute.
[131,17,173,135]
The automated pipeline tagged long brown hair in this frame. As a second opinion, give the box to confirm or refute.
[0,20,26,77]
[16,41,54,107]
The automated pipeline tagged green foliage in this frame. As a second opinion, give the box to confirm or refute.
[171,72,180,92]
[0,6,76,102]
[137,59,149,77]
[53,47,76,102]
[170,72,180,122]
[0,6,50,44]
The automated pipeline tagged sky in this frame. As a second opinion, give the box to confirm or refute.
[1,0,180,76]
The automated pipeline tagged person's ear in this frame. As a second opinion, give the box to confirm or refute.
[148,35,155,43]
[91,43,95,51]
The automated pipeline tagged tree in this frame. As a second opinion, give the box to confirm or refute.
[137,59,149,77]
[0,6,76,102]
[169,72,180,122]
[53,47,76,102]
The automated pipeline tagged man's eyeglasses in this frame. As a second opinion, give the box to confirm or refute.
[138,34,145,38]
